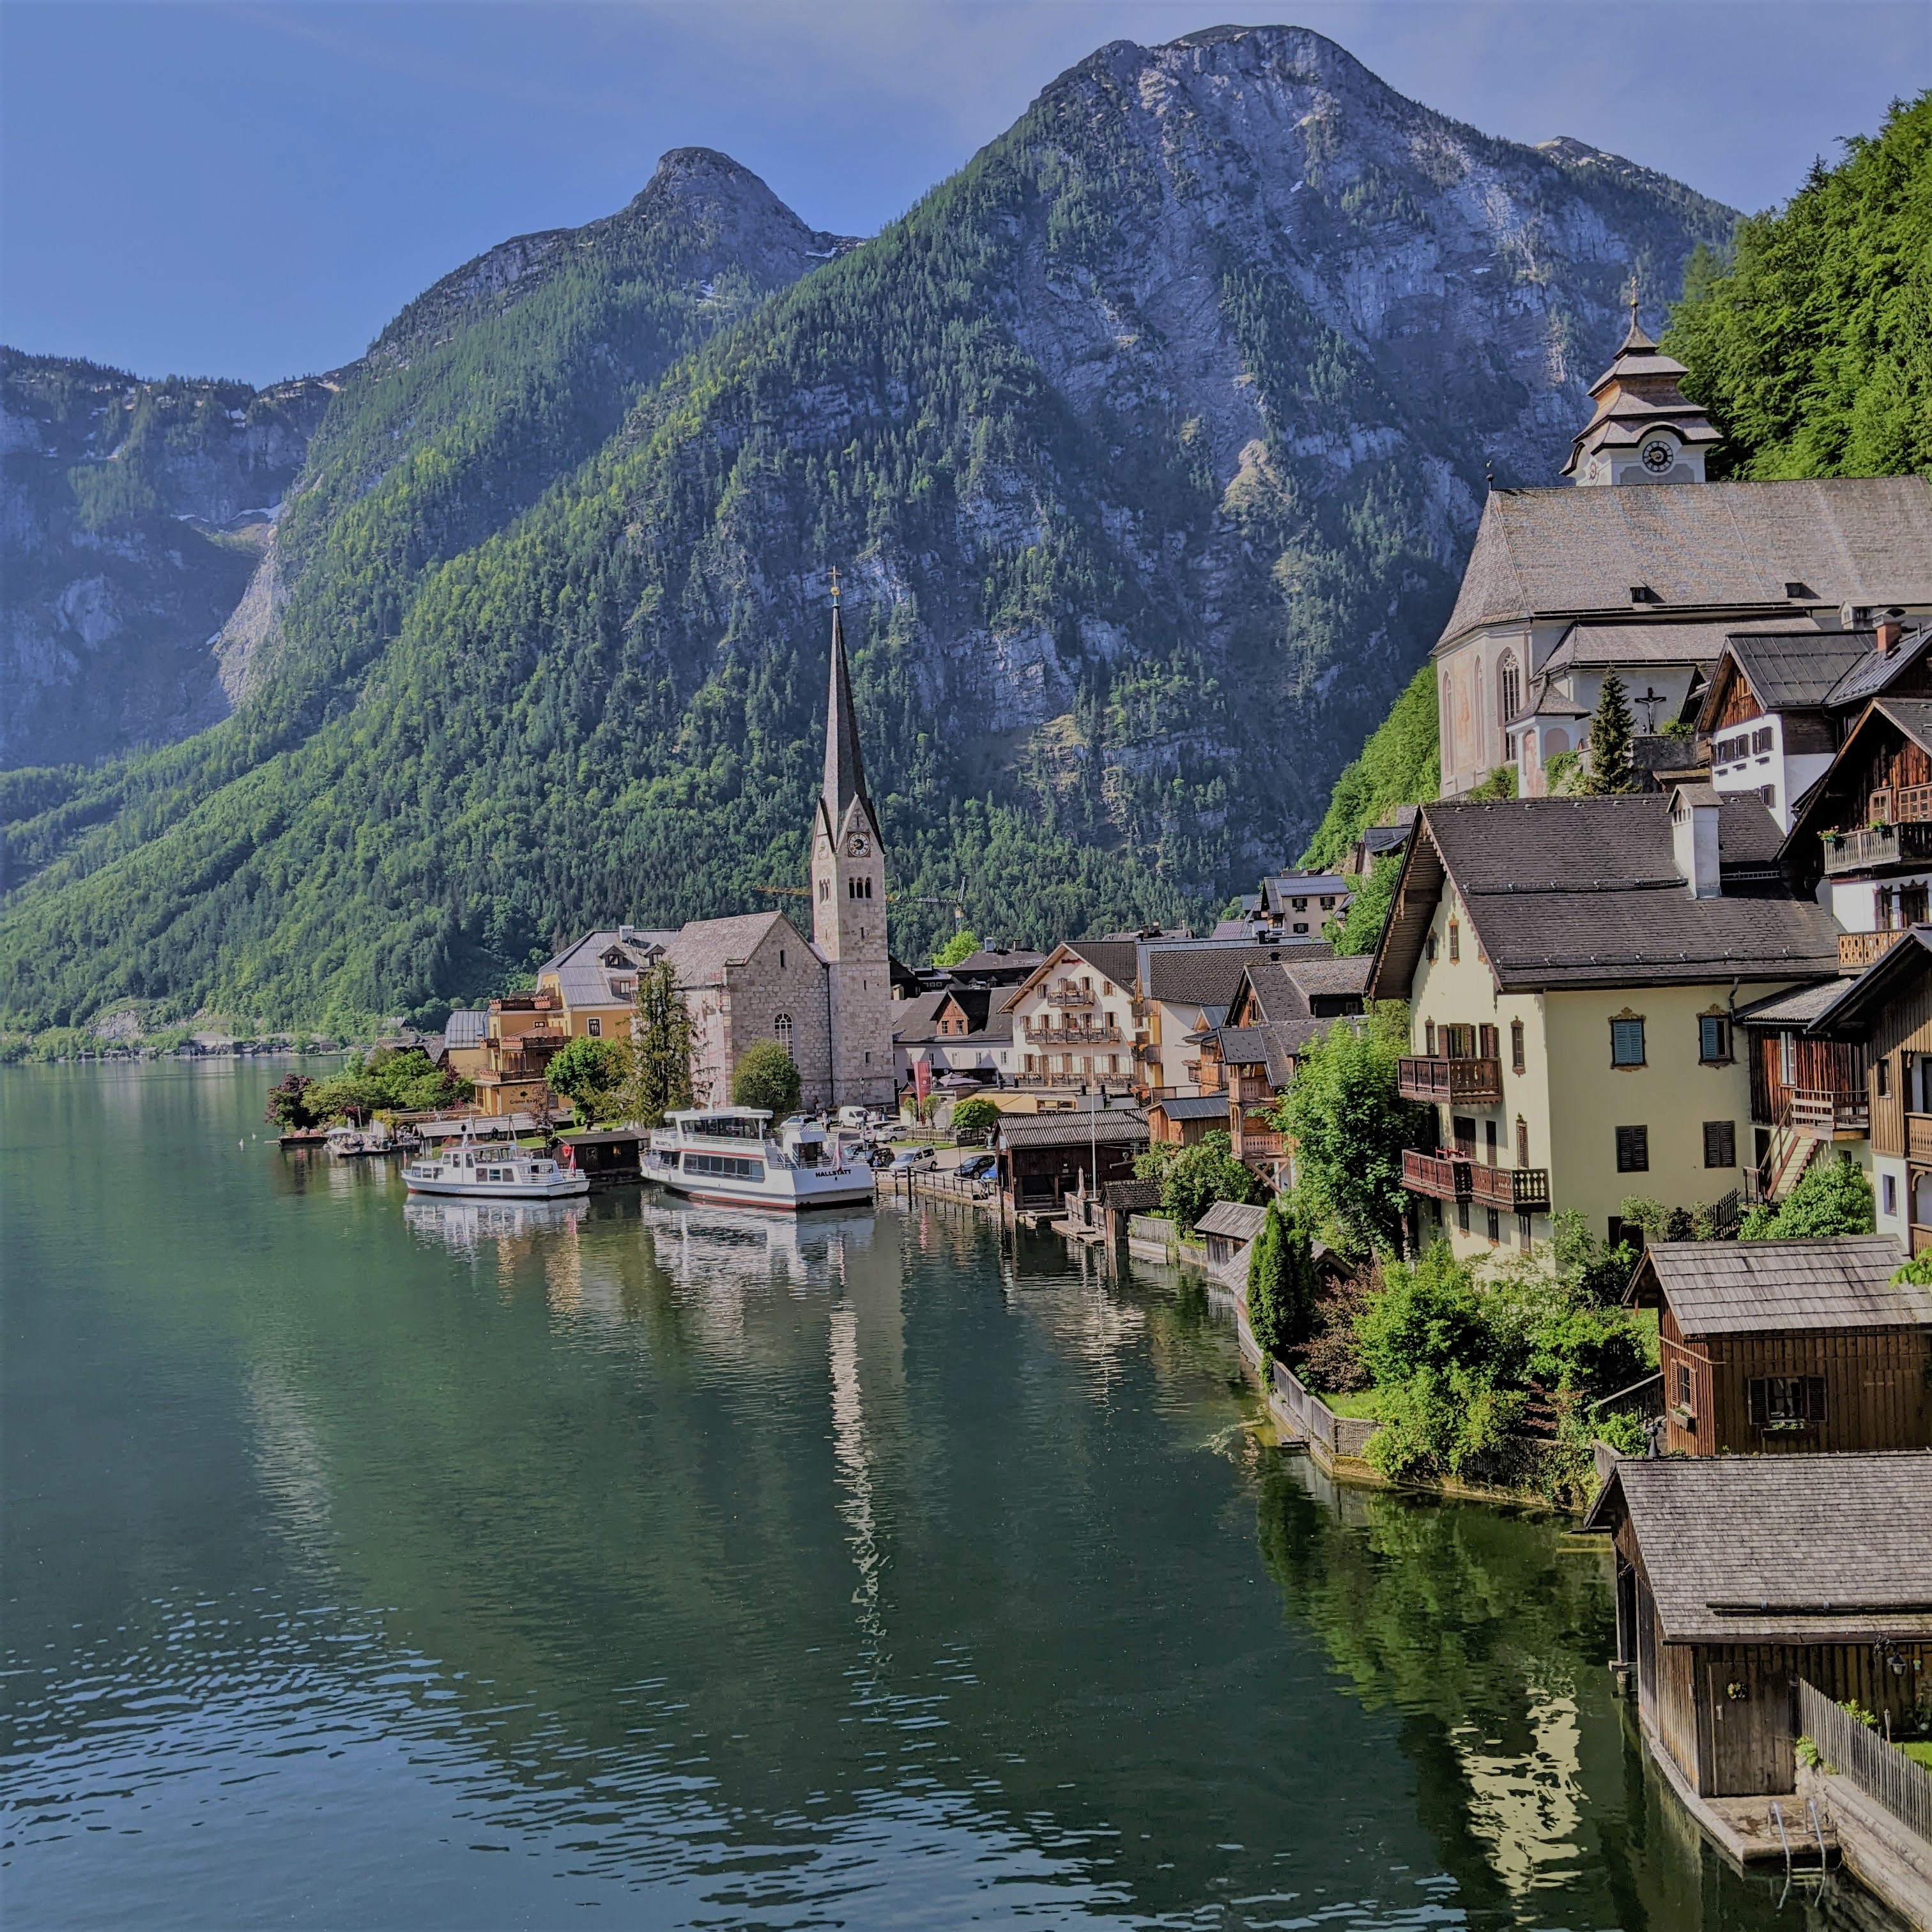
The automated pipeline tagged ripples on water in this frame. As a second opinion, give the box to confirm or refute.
[0,1065,1874,1929]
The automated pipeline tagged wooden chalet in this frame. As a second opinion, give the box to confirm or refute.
[1146,1093,1228,1148]
[1732,978,1868,1202]
[1782,698,1932,968]
[1625,1238,1931,1455]
[1195,1200,1268,1268]
[1807,928,1932,1257]
[1584,1454,1932,1808]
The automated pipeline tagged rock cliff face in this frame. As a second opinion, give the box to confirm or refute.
[0,28,1738,1029]
[2,148,854,764]
[0,355,340,767]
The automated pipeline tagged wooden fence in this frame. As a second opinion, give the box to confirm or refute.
[1270,1359,1380,1462]
[1797,1678,1932,1844]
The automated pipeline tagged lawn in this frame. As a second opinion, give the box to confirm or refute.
[1314,1390,1383,1420]
[1902,1741,1932,1770]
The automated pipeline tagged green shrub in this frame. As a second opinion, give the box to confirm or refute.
[1248,1199,1319,1361]
[731,1041,802,1117]
[546,1034,631,1123]
[950,1097,999,1143]
[1160,1130,1260,1232]
[1742,1153,1874,1240]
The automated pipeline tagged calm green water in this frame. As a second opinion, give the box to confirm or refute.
[0,1063,1850,1929]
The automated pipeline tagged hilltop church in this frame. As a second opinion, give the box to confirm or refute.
[504,591,898,1116]
[1432,302,1932,804]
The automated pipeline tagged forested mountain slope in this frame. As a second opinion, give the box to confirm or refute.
[1,355,338,767]
[0,26,1734,1035]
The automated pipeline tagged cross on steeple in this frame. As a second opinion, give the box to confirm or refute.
[828,564,841,606]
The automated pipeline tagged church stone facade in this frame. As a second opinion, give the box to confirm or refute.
[645,594,896,1113]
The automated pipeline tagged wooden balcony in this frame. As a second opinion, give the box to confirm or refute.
[1790,1087,1870,1138]
[1908,1114,1932,1166]
[1468,1163,1551,1213]
[1043,983,1094,1007]
[1233,1130,1285,1162]
[1821,822,1932,876]
[1839,929,1910,971]
[1232,1075,1275,1104]
[1022,1019,1121,1044]
[1397,1055,1503,1105]
[1402,1149,1471,1200]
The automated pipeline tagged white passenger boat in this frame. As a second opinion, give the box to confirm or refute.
[645,1108,875,1211]
[402,1131,589,1200]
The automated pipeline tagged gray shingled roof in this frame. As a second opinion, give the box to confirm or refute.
[1804,928,1932,1038]
[1370,795,1842,996]
[1151,1094,1229,1123]
[664,912,805,988]
[1734,978,1853,1028]
[891,992,951,1042]
[1146,945,1295,1007]
[441,1009,488,1048]
[998,1109,1149,1149]
[1827,625,1932,710]
[1540,619,1772,671]
[1064,939,1140,988]
[1584,1453,1932,1643]
[1436,476,1932,651]
[1627,1236,1924,1337]
[1724,630,1873,710]
[1195,1200,1268,1241]
[1280,953,1373,1000]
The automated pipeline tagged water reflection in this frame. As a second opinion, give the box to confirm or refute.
[2,1064,1897,1931]
[403,1192,590,1255]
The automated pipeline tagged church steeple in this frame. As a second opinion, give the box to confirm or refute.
[1563,282,1721,486]
[820,569,871,834]
[808,566,894,1110]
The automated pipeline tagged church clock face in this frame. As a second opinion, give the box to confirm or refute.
[1641,437,1675,473]
[847,833,871,857]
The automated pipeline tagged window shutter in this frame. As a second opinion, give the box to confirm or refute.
[1806,1376,1827,1425]
[1480,1023,1498,1060]
[1748,1378,1767,1427]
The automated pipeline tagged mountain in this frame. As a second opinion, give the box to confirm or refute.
[0,354,339,768]
[0,26,1735,1037]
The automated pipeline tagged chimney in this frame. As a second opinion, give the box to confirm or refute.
[1671,786,1722,899]
[1876,610,1906,656]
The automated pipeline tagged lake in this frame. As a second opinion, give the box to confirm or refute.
[0,1062,1873,1928]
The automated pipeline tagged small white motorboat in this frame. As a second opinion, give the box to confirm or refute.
[645,1108,875,1211]
[402,1130,588,1200]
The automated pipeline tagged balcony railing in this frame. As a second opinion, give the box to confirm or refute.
[1043,983,1095,1007]
[1840,929,1910,971]
[1913,1224,1932,1261]
[1401,1149,1471,1200]
[1908,1114,1932,1166]
[1022,1020,1121,1044]
[1234,1130,1285,1161]
[1791,1087,1871,1137]
[1397,1055,1504,1106]
[1821,822,1932,875]
[1232,1076,1275,1104]
[1469,1164,1551,1213]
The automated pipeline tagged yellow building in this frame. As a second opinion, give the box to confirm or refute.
[471,994,569,1119]
[1366,790,1843,1261]
[535,928,667,1041]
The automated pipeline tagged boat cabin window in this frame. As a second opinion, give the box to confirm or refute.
[680,1153,765,1181]
[687,1116,765,1140]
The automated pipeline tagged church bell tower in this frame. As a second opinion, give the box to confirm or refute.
[1563,286,1721,487]
[809,574,896,1110]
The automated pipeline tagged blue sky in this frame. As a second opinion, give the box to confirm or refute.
[3,1,1926,386]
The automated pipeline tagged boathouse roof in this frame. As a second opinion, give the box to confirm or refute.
[1625,1236,1927,1337]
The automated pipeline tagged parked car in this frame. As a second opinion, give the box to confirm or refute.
[866,1146,898,1170]
[886,1146,936,1174]
[955,1152,997,1182]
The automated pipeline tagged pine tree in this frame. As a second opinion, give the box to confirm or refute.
[1582,670,1637,794]
[625,962,693,1127]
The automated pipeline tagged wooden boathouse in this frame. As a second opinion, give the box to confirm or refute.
[1584,1454,1932,1827]
[1624,1237,1932,1455]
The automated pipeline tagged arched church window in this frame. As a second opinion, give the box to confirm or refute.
[774,1015,793,1058]
[1499,652,1521,726]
